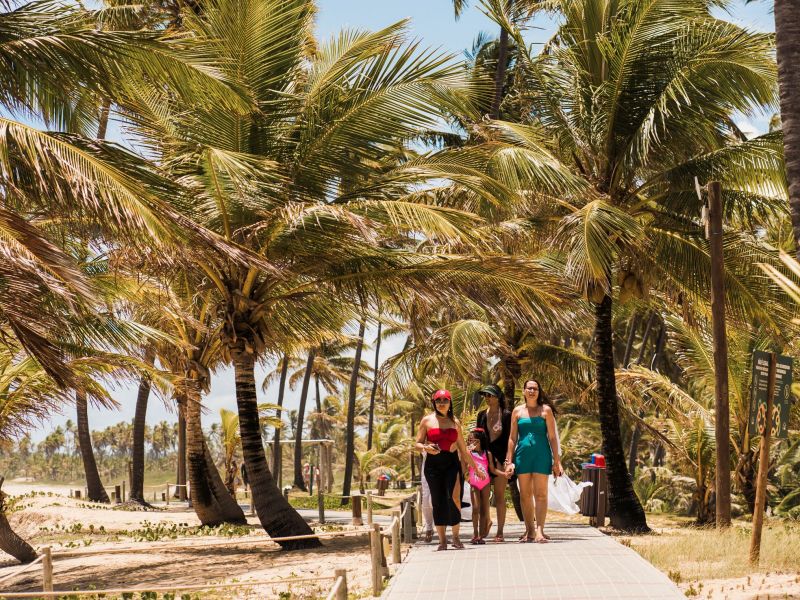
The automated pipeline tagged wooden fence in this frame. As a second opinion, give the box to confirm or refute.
[0,491,417,598]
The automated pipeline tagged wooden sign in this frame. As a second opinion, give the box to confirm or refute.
[748,350,792,440]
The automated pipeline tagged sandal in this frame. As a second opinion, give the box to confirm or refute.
[452,539,465,549]
[436,542,448,551]
[424,530,433,543]
[493,534,504,543]
[470,536,480,545]
[477,538,486,545]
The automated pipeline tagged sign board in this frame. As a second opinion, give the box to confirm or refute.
[748,351,793,439]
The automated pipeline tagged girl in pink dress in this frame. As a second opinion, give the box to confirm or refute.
[468,428,493,544]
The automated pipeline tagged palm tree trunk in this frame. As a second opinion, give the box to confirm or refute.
[96,99,111,139]
[313,374,322,439]
[176,399,187,501]
[341,319,366,506]
[775,0,800,260]
[294,351,316,490]
[367,322,382,451]
[594,291,649,532]
[272,354,289,476]
[627,312,656,475]
[233,350,319,549]
[0,480,37,564]
[491,24,509,118]
[130,348,155,504]
[76,390,109,503]
[185,382,246,525]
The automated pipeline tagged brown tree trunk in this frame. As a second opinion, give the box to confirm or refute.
[130,348,155,504]
[0,481,37,564]
[76,390,109,503]
[233,350,319,549]
[96,99,111,139]
[184,381,246,525]
[294,351,316,491]
[367,322,382,450]
[176,398,187,501]
[775,0,800,260]
[341,319,366,506]
[272,354,289,477]
[491,24,509,118]
[594,291,649,532]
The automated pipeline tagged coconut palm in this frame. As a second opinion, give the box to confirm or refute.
[475,0,786,531]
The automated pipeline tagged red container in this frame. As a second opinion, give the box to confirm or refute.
[592,454,606,468]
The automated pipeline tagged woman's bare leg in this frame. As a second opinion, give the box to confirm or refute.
[532,473,549,543]
[436,525,447,550]
[517,474,535,541]
[451,474,464,548]
[494,476,507,538]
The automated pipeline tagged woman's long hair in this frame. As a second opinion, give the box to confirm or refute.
[522,378,558,415]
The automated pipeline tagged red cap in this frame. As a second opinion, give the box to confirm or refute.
[432,389,452,401]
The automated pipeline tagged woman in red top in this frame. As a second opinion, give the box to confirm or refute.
[415,389,485,550]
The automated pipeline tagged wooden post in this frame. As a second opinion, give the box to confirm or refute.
[334,569,347,600]
[317,446,325,524]
[369,523,382,596]
[391,509,401,563]
[74,490,81,500]
[403,501,413,543]
[351,493,363,526]
[366,491,373,525]
[114,485,121,504]
[706,180,732,528]
[153,490,157,503]
[42,547,53,592]
[750,352,777,564]
[121,480,126,503]
[165,484,170,506]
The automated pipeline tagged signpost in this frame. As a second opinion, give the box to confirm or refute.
[748,350,792,441]
[749,351,793,564]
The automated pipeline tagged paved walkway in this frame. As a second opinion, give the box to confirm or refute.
[383,522,683,600]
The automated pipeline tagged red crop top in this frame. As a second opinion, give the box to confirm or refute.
[427,427,458,452]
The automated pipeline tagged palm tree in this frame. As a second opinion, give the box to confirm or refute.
[474,0,785,531]
[219,409,241,495]
[130,347,156,504]
[293,350,316,491]
[76,390,110,503]
[341,318,367,505]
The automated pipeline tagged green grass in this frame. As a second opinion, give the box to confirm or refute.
[626,515,800,582]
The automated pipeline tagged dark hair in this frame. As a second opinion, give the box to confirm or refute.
[431,397,454,420]
[522,378,558,415]
[470,428,489,454]
[478,384,507,411]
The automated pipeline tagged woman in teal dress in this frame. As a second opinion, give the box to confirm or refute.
[504,379,563,543]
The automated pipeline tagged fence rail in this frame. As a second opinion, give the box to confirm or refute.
[2,488,419,598]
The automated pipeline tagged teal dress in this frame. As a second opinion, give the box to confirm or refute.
[514,416,553,475]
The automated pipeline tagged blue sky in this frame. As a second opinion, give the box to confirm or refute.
[32,0,776,441]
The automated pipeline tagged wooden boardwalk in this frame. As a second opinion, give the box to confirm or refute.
[382,522,684,600]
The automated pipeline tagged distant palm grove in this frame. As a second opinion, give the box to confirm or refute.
[1,0,800,564]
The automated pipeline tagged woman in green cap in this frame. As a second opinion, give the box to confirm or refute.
[475,383,512,542]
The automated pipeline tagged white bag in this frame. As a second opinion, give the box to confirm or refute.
[460,480,473,522]
[547,422,593,514]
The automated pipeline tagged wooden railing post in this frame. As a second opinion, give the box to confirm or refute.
[165,484,170,506]
[41,547,53,592]
[391,509,401,564]
[366,491,373,525]
[369,523,382,596]
[403,501,413,544]
[334,569,347,600]
[351,493,363,526]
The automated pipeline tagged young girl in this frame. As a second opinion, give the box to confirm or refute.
[467,428,494,544]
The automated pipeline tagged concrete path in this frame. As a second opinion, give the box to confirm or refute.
[382,522,683,600]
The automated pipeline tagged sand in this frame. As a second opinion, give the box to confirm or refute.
[1,482,381,598]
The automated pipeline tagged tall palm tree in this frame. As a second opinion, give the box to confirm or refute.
[130,347,156,504]
[477,0,785,531]
[76,390,110,502]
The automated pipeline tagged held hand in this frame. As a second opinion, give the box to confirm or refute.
[476,466,487,480]
[553,462,564,478]
[426,443,441,455]
[504,462,515,477]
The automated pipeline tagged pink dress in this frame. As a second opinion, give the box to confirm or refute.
[468,451,490,490]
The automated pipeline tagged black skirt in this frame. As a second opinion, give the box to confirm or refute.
[423,451,461,526]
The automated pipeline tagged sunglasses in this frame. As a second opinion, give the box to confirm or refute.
[524,387,539,391]
[434,399,450,404]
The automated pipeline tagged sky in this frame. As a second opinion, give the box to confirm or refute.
[30,0,776,441]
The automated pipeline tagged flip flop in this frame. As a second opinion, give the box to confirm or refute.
[452,539,465,549]
[493,534,504,543]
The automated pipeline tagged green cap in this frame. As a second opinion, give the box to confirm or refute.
[478,384,502,397]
